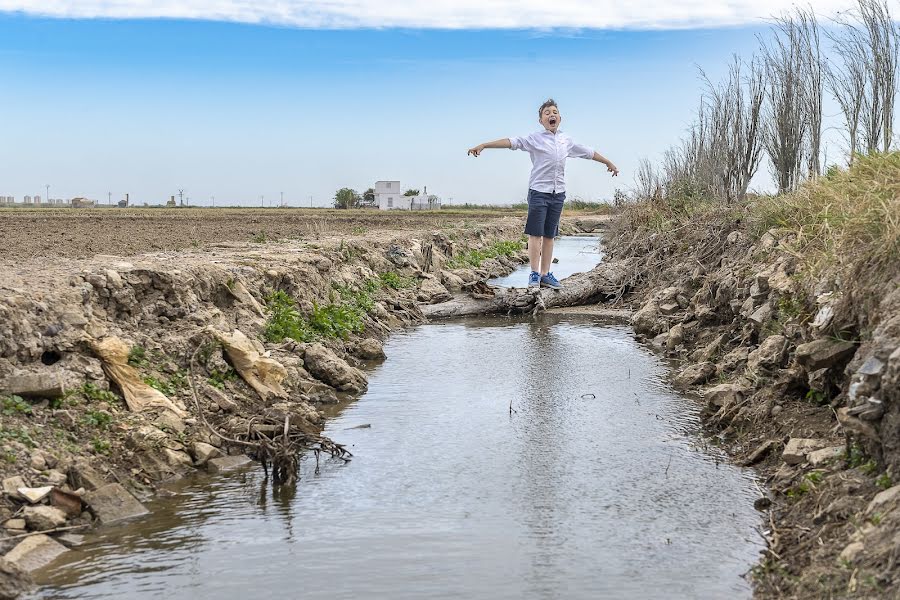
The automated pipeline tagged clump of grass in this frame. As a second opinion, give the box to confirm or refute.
[143,371,187,397]
[252,232,267,243]
[2,395,32,416]
[755,153,900,280]
[75,383,119,404]
[207,367,237,390]
[447,239,524,269]
[264,284,378,343]
[379,271,415,289]
[0,426,36,448]
[876,473,893,490]
[92,438,111,454]
[82,410,113,429]
[127,345,148,368]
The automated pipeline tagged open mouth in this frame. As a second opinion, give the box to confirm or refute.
[549,117,557,125]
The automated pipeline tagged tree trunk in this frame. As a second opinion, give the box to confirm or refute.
[422,259,634,320]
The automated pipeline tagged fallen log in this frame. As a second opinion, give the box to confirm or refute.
[422,258,633,319]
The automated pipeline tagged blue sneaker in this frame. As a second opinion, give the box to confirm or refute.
[528,271,541,288]
[540,272,562,289]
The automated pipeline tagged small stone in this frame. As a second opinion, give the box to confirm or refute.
[154,411,186,434]
[666,324,685,350]
[674,362,716,387]
[838,542,865,563]
[659,302,680,316]
[40,470,67,488]
[84,483,149,524]
[2,476,27,500]
[795,339,857,371]
[771,405,784,417]
[104,269,123,289]
[3,519,26,530]
[23,505,68,531]
[782,438,829,465]
[68,458,107,491]
[191,442,224,466]
[748,303,773,326]
[352,338,386,361]
[17,486,53,504]
[749,276,770,299]
[3,372,65,399]
[857,356,885,377]
[29,452,46,471]
[4,534,68,573]
[162,449,193,468]
[704,384,746,410]
[807,446,844,467]
[867,484,900,515]
[206,455,252,473]
[743,440,777,466]
[753,497,772,511]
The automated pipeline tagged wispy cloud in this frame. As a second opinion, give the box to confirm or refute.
[0,0,862,29]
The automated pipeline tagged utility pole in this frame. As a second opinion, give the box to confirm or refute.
[108,192,111,205]
[280,191,283,207]
[211,195,215,208]
[260,195,264,208]
[178,189,185,207]
[45,184,49,202]
[309,195,313,208]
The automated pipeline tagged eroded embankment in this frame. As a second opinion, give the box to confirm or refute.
[0,218,539,595]
[604,194,900,598]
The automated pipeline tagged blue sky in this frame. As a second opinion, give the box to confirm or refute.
[0,7,849,205]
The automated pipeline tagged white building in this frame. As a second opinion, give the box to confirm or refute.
[375,180,409,210]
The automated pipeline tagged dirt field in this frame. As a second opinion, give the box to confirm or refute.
[0,208,523,260]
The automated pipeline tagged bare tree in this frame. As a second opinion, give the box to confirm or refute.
[761,12,811,193]
[798,7,824,177]
[634,157,662,202]
[825,18,868,162]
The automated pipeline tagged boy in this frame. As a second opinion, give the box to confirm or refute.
[467,99,618,289]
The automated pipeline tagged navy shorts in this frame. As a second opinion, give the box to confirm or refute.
[524,189,565,238]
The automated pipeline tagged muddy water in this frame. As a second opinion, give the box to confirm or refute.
[33,240,764,600]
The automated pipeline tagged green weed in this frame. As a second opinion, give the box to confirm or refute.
[127,345,148,368]
[379,271,415,289]
[447,239,524,269]
[876,473,893,489]
[82,410,113,429]
[207,367,237,390]
[92,438,111,454]
[2,395,32,416]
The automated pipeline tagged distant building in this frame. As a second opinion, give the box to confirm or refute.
[375,180,409,210]
[70,197,96,208]
[23,195,32,204]
[34,195,41,205]
[409,186,441,210]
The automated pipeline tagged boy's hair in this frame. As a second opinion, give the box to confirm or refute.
[538,98,558,118]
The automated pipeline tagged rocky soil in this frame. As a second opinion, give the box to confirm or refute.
[604,208,900,598]
[0,213,548,596]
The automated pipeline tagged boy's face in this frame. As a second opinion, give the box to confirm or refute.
[540,105,561,132]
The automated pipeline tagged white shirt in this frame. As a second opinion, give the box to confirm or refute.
[509,130,595,194]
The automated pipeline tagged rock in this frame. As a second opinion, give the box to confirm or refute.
[206,455,252,473]
[2,476,27,501]
[726,231,742,244]
[41,470,68,487]
[154,411,186,434]
[417,278,452,304]
[631,301,660,335]
[812,304,835,331]
[2,372,64,399]
[674,362,716,387]
[295,378,338,404]
[162,449,193,468]
[3,519,25,531]
[749,276,770,299]
[807,446,845,467]
[838,542,865,563]
[28,452,46,472]
[837,407,881,441]
[867,484,900,515]
[770,405,783,417]
[666,324,684,350]
[304,344,368,394]
[747,335,788,372]
[84,483,149,524]
[49,488,83,518]
[16,487,53,504]
[4,534,68,573]
[748,303,773,326]
[795,339,857,371]
[206,387,240,413]
[440,270,466,292]
[857,356,885,377]
[658,302,680,316]
[104,269,123,289]
[352,338,386,361]
[704,384,746,410]
[0,556,32,598]
[22,505,67,531]
[720,347,750,372]
[190,442,223,466]
[782,438,829,465]
[67,459,106,491]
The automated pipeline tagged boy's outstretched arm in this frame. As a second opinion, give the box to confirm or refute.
[592,151,619,177]
[467,138,512,157]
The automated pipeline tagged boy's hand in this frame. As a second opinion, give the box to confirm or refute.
[606,162,619,177]
[467,144,485,157]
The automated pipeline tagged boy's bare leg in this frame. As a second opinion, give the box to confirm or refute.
[540,236,555,274]
[528,235,542,272]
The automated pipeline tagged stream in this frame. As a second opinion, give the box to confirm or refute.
[32,237,764,599]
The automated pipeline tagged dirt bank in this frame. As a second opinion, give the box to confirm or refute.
[604,192,899,598]
[0,213,560,595]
